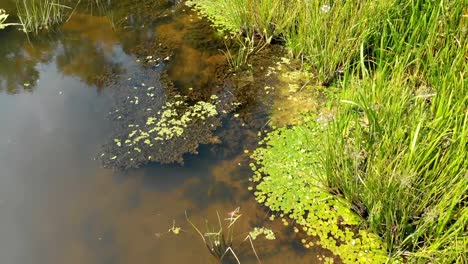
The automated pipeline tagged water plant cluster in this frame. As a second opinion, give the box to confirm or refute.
[126,96,218,146]
[101,88,226,169]
[184,208,274,263]
[250,122,389,263]
[4,0,186,35]
[114,96,217,155]
[1,0,104,34]
[189,0,468,262]
[15,0,71,34]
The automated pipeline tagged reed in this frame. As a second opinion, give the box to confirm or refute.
[188,0,390,82]
[15,0,71,34]
[322,1,467,261]
[185,208,264,263]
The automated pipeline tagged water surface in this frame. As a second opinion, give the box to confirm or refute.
[0,1,324,263]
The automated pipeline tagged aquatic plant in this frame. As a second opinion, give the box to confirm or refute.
[0,9,19,30]
[100,39,237,170]
[130,98,218,144]
[250,122,390,263]
[15,0,71,34]
[222,30,270,71]
[99,46,242,169]
[185,208,272,263]
[187,0,390,82]
[102,94,223,169]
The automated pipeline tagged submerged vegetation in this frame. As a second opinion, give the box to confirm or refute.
[100,71,237,169]
[189,0,468,262]
[184,208,274,263]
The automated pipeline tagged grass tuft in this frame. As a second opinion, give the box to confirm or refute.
[15,0,72,34]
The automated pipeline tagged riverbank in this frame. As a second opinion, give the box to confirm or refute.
[189,0,468,263]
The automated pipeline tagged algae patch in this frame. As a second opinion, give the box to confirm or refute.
[266,59,324,127]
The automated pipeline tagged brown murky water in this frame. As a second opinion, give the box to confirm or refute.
[0,1,324,263]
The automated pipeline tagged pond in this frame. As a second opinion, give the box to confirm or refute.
[0,1,327,263]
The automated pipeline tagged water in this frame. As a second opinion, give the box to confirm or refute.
[0,1,323,263]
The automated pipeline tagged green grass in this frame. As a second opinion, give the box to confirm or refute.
[321,1,467,261]
[324,68,467,262]
[15,0,71,34]
[184,208,269,263]
[250,122,390,263]
[188,0,391,82]
[189,0,468,262]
